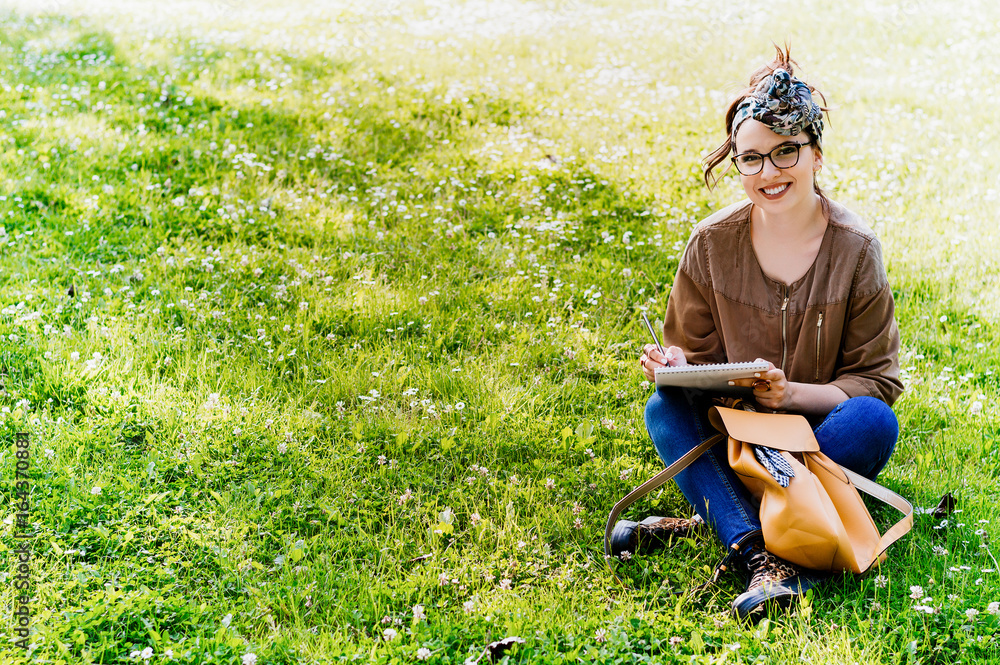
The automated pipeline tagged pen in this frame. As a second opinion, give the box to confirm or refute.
[641,311,665,358]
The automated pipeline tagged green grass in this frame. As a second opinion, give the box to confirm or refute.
[0,0,998,663]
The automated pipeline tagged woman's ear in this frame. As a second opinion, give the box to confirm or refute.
[812,148,823,172]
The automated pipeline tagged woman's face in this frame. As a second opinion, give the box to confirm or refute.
[733,119,823,216]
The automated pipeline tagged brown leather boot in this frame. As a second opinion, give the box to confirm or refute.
[731,537,828,622]
[608,515,704,559]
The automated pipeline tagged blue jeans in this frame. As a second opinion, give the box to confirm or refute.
[644,388,898,548]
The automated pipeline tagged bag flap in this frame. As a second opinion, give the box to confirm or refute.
[709,406,820,452]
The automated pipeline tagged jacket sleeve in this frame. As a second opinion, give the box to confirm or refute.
[829,240,904,405]
[662,233,727,365]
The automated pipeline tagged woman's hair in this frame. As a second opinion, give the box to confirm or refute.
[703,45,830,202]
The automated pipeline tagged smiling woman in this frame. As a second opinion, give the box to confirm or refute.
[628,46,905,621]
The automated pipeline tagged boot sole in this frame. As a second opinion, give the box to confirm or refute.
[731,574,826,623]
[609,520,639,559]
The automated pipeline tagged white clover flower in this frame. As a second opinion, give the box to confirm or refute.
[988,602,1000,615]
[595,628,607,643]
[412,604,426,622]
[91,486,102,495]
[241,654,258,665]
[416,648,431,661]
[966,608,980,620]
[909,585,924,600]
[203,393,221,410]
[383,628,398,641]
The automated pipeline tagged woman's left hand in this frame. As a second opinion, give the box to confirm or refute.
[729,358,792,410]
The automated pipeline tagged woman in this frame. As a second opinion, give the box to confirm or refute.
[625,48,903,621]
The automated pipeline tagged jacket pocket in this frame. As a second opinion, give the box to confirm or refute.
[814,311,825,381]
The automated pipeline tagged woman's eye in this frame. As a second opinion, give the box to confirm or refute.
[740,155,762,166]
[775,146,798,157]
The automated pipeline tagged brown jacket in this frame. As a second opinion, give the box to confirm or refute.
[663,199,903,406]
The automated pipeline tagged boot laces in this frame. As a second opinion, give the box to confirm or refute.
[746,549,801,591]
[639,516,700,536]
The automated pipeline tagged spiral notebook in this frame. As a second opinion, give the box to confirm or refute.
[654,360,770,391]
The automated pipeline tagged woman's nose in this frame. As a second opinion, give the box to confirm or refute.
[760,157,781,179]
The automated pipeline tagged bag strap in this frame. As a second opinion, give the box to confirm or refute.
[840,466,914,563]
[604,433,725,567]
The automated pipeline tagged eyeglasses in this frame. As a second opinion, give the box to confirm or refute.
[731,140,813,176]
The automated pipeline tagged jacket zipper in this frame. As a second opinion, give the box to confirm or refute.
[780,286,789,372]
[814,311,824,381]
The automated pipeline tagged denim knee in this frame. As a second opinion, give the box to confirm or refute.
[843,396,898,460]
[815,395,899,480]
[644,388,703,464]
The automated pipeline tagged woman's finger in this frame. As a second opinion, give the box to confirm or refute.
[648,348,670,366]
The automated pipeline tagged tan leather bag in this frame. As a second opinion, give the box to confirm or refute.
[711,404,913,573]
[604,403,913,576]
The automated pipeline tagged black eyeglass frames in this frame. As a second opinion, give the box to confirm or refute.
[731,140,813,176]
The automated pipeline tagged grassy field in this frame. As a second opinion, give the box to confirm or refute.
[0,0,999,663]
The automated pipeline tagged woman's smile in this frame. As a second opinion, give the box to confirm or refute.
[760,182,791,199]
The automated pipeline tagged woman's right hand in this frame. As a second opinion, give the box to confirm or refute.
[640,344,687,382]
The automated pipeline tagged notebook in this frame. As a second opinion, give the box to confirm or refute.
[654,360,770,391]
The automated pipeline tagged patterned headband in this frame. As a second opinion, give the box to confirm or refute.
[732,68,824,149]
